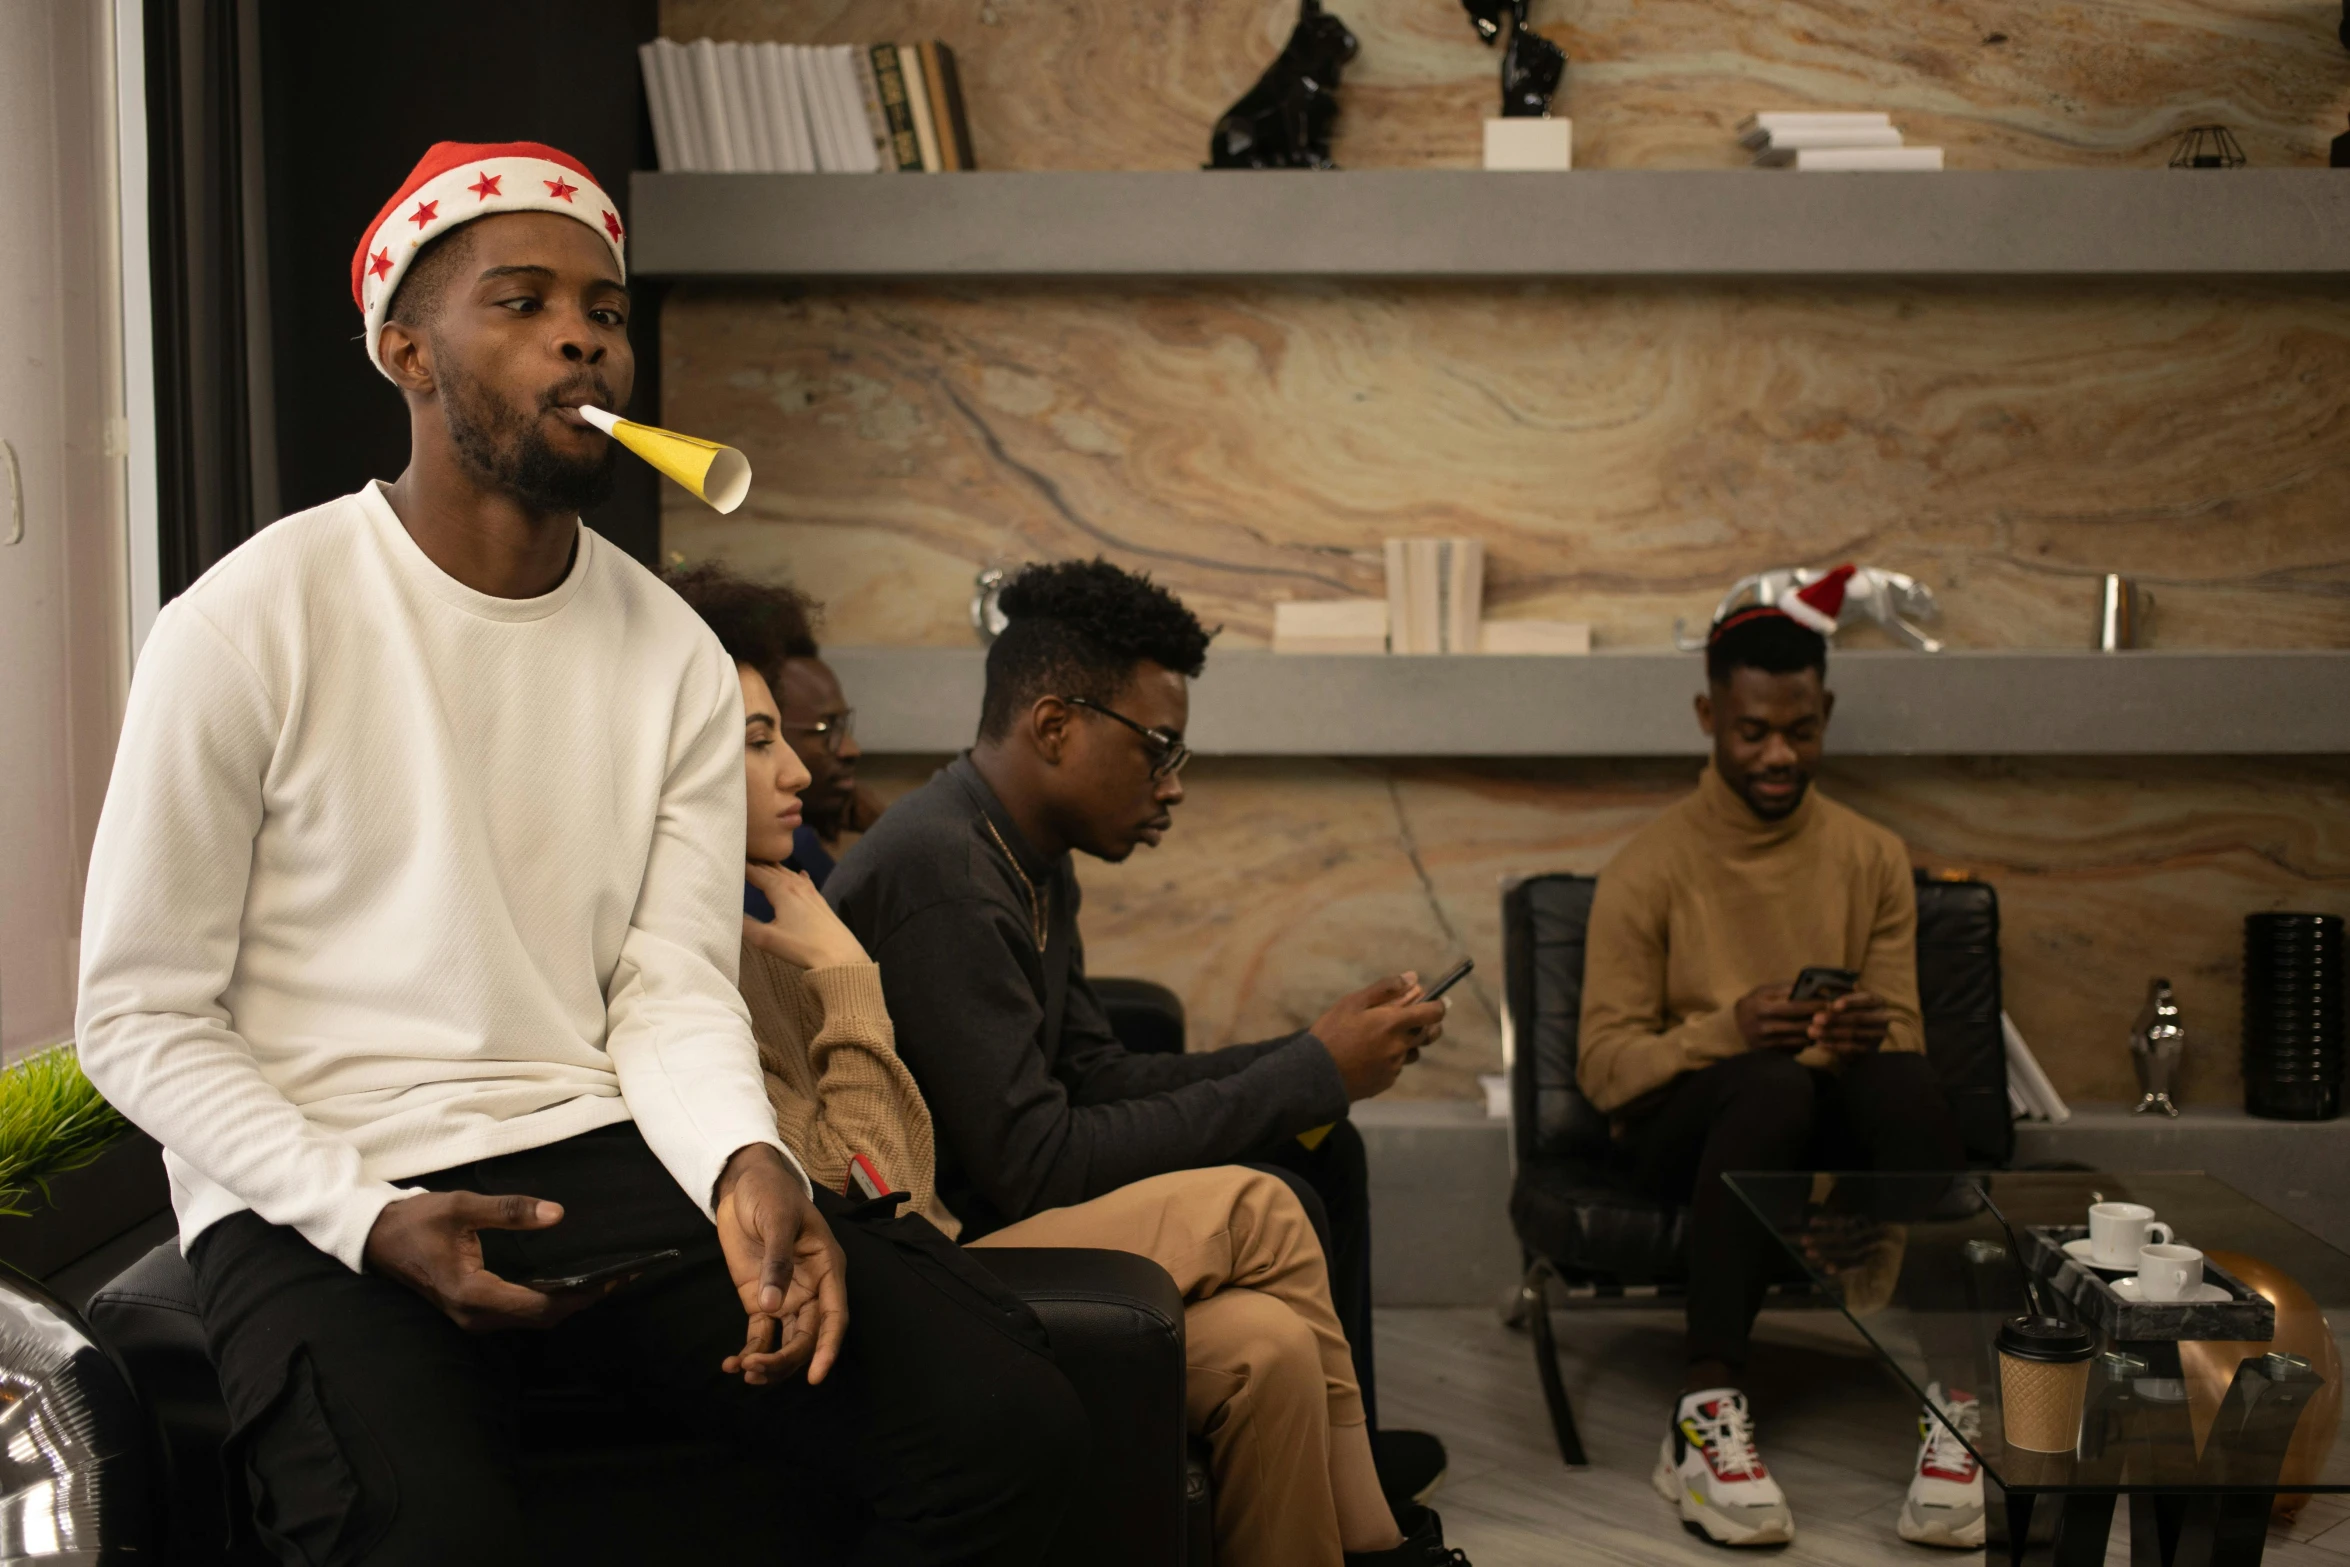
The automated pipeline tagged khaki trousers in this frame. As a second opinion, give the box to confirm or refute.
[970,1165,1364,1567]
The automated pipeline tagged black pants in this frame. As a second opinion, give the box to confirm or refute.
[1629,1049,1965,1370]
[191,1124,1084,1566]
[1250,1117,1378,1429]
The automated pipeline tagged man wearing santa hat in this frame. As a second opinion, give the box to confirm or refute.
[1572,569,1972,1552]
[76,141,1080,1562]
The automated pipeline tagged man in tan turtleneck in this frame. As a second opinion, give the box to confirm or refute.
[1579,592,1970,1552]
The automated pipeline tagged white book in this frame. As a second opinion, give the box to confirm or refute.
[637,43,680,172]
[825,46,881,173]
[718,43,772,171]
[897,44,943,172]
[1272,599,1388,654]
[1740,124,1905,152]
[2003,1011,2071,1123]
[1439,538,1484,654]
[792,45,844,172]
[849,46,895,172]
[760,43,814,173]
[738,42,781,171]
[657,40,706,171]
[1481,620,1591,655]
[1760,145,1944,170]
[1737,111,1894,135]
[688,39,738,171]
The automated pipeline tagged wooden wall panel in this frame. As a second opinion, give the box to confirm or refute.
[665,0,2350,170]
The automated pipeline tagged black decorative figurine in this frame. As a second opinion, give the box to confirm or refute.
[1207,0,1361,169]
[2333,115,2350,169]
[2168,124,2246,168]
[1462,0,1565,117]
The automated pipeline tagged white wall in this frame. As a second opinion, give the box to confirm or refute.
[0,0,132,1056]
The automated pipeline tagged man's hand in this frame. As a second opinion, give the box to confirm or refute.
[364,1191,592,1332]
[1311,974,1448,1102]
[1733,983,1822,1052]
[1810,990,1892,1056]
[713,1145,847,1386]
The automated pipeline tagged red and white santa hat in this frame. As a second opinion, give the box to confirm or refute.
[350,140,626,380]
[1710,563,1857,642]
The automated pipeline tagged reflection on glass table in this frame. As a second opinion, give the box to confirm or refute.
[1723,1170,2350,1567]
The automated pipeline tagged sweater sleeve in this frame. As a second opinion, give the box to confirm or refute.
[875,899,1348,1221]
[1576,858,1748,1114]
[604,650,806,1214]
[1861,849,1927,1057]
[777,961,952,1235]
[75,605,410,1269]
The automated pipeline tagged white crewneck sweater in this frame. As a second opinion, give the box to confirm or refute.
[76,483,796,1270]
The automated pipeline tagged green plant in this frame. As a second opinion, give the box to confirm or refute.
[0,1046,129,1218]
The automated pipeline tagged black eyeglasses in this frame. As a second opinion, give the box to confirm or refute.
[782,710,855,756]
[1065,697,1190,779]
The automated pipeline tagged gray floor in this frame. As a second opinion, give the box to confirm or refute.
[1376,1305,2350,1566]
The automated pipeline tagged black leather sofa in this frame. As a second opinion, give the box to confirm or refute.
[86,1238,1198,1565]
[1501,869,2010,1465]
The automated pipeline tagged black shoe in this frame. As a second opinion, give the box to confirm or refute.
[1346,1504,1471,1565]
[1374,1427,1449,1509]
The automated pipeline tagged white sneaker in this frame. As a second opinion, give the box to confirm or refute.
[1898,1383,1986,1548]
[1651,1388,1796,1547]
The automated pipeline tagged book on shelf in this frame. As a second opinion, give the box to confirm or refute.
[1740,124,1905,152]
[1480,620,1591,655]
[639,37,975,173]
[1272,599,1389,654]
[1736,111,1893,136]
[1383,538,1485,655]
[1756,145,1943,171]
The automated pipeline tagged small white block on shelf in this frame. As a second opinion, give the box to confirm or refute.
[1273,598,1389,654]
[1483,118,1573,171]
[1481,620,1592,655]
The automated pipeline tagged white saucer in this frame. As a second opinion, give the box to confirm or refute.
[2109,1276,2231,1304]
[2062,1237,2142,1272]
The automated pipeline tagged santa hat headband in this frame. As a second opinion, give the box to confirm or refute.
[1709,564,1857,644]
[352,140,626,380]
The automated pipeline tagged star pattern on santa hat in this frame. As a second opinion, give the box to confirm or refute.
[367,247,394,282]
[407,199,439,229]
[602,209,625,242]
[467,171,502,200]
[545,175,579,202]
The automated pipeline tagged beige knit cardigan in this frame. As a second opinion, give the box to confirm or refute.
[736,942,962,1239]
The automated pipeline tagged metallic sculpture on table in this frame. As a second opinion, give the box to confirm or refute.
[1460,0,1566,117]
[2130,978,2186,1118]
[1673,564,1945,653]
[1207,0,1360,169]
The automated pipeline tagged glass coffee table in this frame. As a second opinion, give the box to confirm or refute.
[1724,1171,2350,1567]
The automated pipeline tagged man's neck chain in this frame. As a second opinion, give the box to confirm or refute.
[979,815,1048,951]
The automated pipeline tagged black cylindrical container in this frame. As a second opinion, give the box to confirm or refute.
[2244,913,2345,1121]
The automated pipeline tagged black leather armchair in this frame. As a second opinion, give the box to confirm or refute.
[1501,869,2010,1466]
[86,1239,1198,1566]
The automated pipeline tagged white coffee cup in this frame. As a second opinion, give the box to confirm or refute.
[2137,1243,2206,1302]
[2088,1202,2173,1268]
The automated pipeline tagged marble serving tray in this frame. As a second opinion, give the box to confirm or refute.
[2022,1225,2275,1343]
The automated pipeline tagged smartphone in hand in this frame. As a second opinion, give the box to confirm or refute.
[523,1248,681,1295]
[1790,966,1860,1003]
[1420,958,1474,1003]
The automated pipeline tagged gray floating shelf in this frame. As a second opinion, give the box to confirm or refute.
[824,648,2350,758]
[630,169,2350,280]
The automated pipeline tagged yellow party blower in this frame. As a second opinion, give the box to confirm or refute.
[578,406,751,514]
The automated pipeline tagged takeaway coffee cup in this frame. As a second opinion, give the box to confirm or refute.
[2088,1202,2173,1268]
[1997,1315,2097,1453]
[2136,1243,2206,1302]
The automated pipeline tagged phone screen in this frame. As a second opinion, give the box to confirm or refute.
[1790,966,1859,1003]
[1421,958,1474,1003]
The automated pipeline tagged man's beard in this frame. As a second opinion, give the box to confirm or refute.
[1738,771,1811,821]
[439,356,618,515]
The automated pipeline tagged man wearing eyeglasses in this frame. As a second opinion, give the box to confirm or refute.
[773,639,875,890]
[827,558,1455,1510]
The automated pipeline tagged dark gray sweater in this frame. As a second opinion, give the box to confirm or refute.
[825,756,1350,1237]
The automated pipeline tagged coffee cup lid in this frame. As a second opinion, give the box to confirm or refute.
[1998,1315,2096,1364]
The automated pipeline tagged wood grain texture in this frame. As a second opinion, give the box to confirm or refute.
[663,0,2350,170]
[663,280,2350,652]
[849,755,2350,1109]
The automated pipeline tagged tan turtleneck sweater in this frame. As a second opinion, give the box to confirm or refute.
[1576,764,1924,1115]
[736,943,962,1240]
